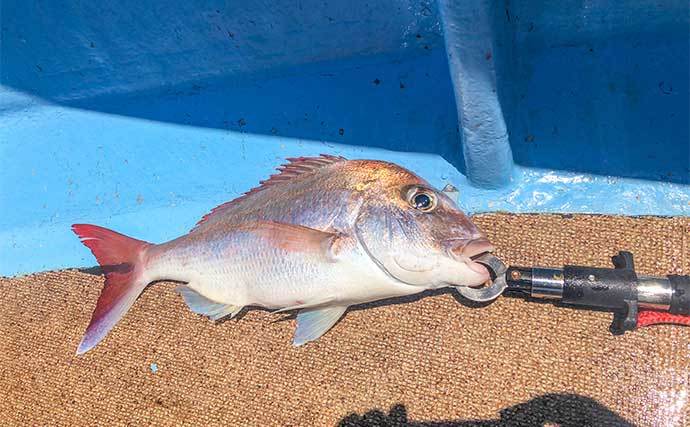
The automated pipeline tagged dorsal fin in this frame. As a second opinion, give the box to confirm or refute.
[191,154,346,232]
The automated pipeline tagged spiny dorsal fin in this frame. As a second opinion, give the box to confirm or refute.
[191,154,346,232]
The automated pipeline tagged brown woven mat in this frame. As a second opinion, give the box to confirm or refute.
[1,214,688,426]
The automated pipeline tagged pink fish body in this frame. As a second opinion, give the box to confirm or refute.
[73,155,493,354]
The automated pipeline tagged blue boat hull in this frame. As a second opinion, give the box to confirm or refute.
[1,0,688,275]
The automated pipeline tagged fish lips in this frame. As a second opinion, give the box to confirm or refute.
[446,237,496,285]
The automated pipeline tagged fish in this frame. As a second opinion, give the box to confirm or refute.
[72,155,494,354]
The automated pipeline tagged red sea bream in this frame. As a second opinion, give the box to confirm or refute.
[72,155,494,354]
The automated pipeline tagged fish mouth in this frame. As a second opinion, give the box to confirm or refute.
[448,237,495,285]
[462,237,495,259]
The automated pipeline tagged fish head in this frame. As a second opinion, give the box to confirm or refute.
[352,161,494,288]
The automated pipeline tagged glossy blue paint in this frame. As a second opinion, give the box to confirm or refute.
[1,0,688,276]
[497,1,690,184]
[0,54,465,275]
[439,0,514,188]
[2,0,444,101]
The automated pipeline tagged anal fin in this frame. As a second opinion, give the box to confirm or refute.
[293,305,348,346]
[176,286,241,321]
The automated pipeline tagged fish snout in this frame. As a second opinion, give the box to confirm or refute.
[448,237,495,260]
[447,237,495,285]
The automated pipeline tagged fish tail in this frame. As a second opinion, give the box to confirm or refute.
[72,224,152,355]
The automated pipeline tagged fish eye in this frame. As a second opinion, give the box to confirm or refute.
[408,189,437,212]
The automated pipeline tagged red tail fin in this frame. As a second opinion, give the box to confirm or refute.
[72,224,152,354]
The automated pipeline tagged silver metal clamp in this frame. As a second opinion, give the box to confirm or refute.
[456,253,508,302]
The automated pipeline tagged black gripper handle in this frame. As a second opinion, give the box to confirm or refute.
[670,275,690,315]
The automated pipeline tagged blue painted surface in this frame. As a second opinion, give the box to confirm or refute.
[1,0,444,101]
[1,0,688,275]
[497,0,690,184]
[439,0,514,188]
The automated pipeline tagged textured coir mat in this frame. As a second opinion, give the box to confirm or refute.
[1,214,688,426]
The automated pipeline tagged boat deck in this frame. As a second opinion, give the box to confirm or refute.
[2,213,687,426]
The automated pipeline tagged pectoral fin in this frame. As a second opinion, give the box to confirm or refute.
[293,305,348,346]
[176,286,242,321]
[242,221,346,261]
